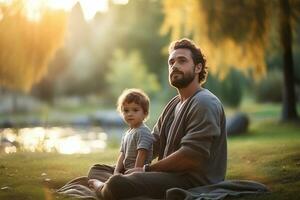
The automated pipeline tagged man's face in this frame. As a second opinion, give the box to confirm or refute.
[168,48,197,89]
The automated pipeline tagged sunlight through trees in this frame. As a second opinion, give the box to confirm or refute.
[0,0,66,92]
[161,0,300,120]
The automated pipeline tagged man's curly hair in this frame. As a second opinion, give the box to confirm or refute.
[168,38,208,85]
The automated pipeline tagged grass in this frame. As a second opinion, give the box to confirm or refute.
[227,121,300,200]
[1,121,299,200]
[0,149,119,200]
[1,100,300,200]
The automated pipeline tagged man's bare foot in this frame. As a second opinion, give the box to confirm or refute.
[88,179,104,192]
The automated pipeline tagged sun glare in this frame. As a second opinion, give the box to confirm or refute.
[25,0,44,21]
[46,0,109,21]
[0,0,111,21]
[1,127,107,154]
[45,0,76,10]
[78,0,108,21]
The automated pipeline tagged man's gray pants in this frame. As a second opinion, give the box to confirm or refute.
[88,164,193,200]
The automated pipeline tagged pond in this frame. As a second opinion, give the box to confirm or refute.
[0,126,125,154]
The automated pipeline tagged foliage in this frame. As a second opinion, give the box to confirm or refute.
[161,0,299,78]
[51,3,105,96]
[161,0,272,78]
[161,0,300,120]
[31,48,70,103]
[205,69,245,108]
[254,70,283,103]
[0,0,67,92]
[221,69,245,107]
[106,49,161,100]
[115,0,169,77]
[34,0,169,98]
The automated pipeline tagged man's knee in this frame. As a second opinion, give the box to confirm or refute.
[106,174,124,189]
[101,175,125,200]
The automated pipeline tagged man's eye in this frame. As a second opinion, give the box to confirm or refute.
[178,59,186,63]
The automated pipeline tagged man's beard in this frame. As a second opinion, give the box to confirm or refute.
[170,69,195,89]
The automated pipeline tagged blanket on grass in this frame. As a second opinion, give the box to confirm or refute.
[57,178,269,200]
[56,165,269,200]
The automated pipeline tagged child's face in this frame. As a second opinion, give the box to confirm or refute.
[121,102,146,128]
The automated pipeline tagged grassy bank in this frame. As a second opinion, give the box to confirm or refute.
[1,120,299,200]
[227,121,300,200]
[1,98,300,199]
[0,149,119,200]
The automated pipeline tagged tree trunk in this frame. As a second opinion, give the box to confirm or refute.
[279,0,299,121]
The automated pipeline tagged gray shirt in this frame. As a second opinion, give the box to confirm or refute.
[153,89,227,185]
[120,124,154,170]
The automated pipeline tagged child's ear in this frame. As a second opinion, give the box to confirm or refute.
[144,111,149,118]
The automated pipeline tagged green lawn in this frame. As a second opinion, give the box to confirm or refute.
[227,121,300,200]
[1,100,300,200]
[0,149,119,200]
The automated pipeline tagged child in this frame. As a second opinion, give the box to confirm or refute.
[88,88,154,191]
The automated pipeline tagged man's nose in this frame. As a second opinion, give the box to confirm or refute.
[171,64,182,74]
[170,62,179,70]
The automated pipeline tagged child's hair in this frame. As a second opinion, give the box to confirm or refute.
[117,88,150,117]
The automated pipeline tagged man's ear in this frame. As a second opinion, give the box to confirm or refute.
[195,63,202,73]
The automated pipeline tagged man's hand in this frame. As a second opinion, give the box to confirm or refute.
[124,167,143,174]
[146,148,201,172]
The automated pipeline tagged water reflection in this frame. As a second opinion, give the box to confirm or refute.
[0,127,107,154]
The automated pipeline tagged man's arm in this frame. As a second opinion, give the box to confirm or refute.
[152,132,160,159]
[148,147,200,172]
[125,147,200,174]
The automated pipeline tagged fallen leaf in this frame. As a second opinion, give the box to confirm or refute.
[1,186,12,191]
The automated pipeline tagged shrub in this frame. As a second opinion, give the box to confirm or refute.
[254,70,283,103]
[205,69,244,108]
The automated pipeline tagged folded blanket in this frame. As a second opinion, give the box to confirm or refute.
[56,176,98,199]
[57,178,269,200]
[165,180,269,200]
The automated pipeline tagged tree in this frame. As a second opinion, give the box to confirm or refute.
[114,0,169,77]
[0,0,66,92]
[31,48,70,103]
[161,0,299,121]
[279,0,298,120]
[106,49,160,100]
[40,0,169,98]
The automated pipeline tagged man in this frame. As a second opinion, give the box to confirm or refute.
[96,38,227,199]
[58,38,227,200]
